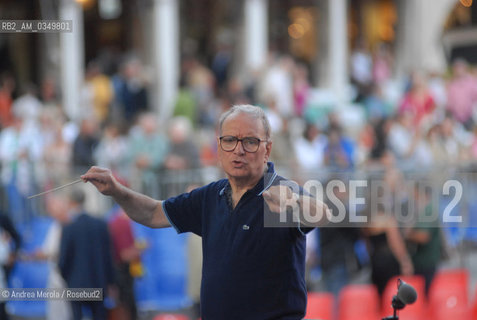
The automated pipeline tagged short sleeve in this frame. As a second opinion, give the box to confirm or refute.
[163,185,206,236]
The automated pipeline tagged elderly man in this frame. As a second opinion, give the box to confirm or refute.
[82,104,328,319]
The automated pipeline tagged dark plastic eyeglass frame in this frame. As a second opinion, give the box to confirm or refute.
[219,135,268,153]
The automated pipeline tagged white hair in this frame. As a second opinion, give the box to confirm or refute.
[218,104,271,140]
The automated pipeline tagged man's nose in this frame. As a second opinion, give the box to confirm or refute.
[234,140,246,154]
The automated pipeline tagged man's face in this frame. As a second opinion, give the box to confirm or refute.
[46,195,70,224]
[218,112,271,183]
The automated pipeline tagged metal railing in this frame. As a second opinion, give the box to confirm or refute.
[1,162,477,240]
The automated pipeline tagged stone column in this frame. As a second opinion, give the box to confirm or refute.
[244,0,268,71]
[395,0,457,75]
[328,0,349,105]
[59,0,84,122]
[152,0,179,123]
[316,0,349,105]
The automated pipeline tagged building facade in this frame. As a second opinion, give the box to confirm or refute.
[0,0,473,120]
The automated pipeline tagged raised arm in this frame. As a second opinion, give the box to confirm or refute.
[81,166,170,228]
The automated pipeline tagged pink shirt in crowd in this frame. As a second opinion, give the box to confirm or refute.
[447,75,477,123]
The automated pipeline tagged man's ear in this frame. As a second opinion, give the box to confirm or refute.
[264,141,272,162]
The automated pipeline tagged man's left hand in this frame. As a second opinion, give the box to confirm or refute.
[263,185,299,214]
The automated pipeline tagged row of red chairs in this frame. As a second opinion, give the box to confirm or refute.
[305,269,474,320]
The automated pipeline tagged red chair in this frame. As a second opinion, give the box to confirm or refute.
[472,284,477,320]
[338,284,380,320]
[381,275,426,320]
[433,307,472,320]
[429,269,471,320]
[153,314,190,320]
[305,292,335,320]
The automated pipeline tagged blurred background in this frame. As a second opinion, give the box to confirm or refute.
[1,0,477,319]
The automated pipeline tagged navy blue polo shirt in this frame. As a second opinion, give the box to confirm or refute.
[163,162,311,320]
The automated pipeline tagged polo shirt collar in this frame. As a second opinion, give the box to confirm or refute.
[257,162,277,196]
[219,162,278,196]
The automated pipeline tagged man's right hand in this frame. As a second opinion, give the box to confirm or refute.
[81,166,120,196]
[82,166,169,228]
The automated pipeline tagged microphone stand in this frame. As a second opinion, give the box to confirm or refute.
[382,295,405,320]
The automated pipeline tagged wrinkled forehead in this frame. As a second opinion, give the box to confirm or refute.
[220,112,266,137]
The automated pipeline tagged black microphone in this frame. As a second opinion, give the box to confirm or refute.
[383,279,418,319]
[397,279,417,305]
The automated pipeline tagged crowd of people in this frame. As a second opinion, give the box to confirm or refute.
[0,43,477,318]
[0,50,476,212]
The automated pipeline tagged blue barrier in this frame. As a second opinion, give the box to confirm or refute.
[133,223,191,311]
[6,261,49,317]
[5,217,52,317]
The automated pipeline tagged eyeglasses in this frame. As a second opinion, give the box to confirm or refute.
[219,135,268,153]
